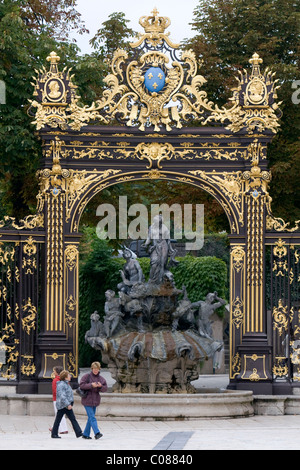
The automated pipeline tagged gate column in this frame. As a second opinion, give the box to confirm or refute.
[36,139,80,392]
[230,150,273,393]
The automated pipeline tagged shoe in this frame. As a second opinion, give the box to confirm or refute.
[76,432,83,438]
[95,432,103,439]
[51,435,61,439]
[60,431,68,434]
[82,435,92,439]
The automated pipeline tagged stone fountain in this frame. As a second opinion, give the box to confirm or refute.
[85,215,225,393]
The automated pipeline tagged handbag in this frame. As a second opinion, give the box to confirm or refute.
[75,387,88,398]
[75,373,90,398]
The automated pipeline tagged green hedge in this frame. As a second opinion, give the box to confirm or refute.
[78,232,228,367]
[172,256,227,304]
[78,229,124,366]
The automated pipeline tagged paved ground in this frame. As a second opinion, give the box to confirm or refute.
[1,373,300,451]
[0,414,300,451]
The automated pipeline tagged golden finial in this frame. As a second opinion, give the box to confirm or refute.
[249,53,263,67]
[46,51,60,65]
[46,51,61,74]
[249,52,263,77]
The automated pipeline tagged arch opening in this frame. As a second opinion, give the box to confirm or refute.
[71,172,237,237]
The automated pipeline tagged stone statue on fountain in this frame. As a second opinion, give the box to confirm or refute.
[117,247,144,294]
[142,214,178,284]
[85,216,225,393]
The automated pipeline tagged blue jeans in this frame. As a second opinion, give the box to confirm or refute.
[83,406,100,437]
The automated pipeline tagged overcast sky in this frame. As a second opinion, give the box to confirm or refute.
[72,0,198,54]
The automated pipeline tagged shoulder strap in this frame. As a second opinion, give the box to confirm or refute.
[82,372,91,383]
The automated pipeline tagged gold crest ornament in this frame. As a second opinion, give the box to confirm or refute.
[29,12,281,134]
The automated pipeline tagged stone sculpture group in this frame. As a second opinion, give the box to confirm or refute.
[85,215,225,393]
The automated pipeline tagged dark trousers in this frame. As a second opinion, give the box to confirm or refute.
[52,407,82,437]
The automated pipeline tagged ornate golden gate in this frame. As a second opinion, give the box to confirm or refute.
[0,10,299,394]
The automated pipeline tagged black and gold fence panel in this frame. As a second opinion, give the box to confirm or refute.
[266,240,300,393]
[0,233,43,391]
[0,241,20,381]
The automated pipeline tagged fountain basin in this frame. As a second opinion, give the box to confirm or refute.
[74,389,254,420]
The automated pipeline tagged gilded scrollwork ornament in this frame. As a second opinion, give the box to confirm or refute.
[207,52,281,134]
[87,12,215,133]
[231,246,245,273]
[20,356,36,376]
[21,298,37,335]
[65,245,78,271]
[232,296,244,329]
[0,213,44,231]
[273,357,289,378]
[29,51,106,131]
[22,236,37,275]
[272,299,289,336]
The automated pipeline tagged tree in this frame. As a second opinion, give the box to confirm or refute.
[0,5,141,219]
[90,12,137,64]
[183,0,300,224]
[18,0,88,39]
[0,0,102,218]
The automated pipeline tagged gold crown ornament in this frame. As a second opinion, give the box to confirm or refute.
[131,8,179,49]
[139,7,171,34]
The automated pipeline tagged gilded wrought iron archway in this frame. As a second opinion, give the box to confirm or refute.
[0,9,299,395]
[48,141,244,235]
[70,172,237,234]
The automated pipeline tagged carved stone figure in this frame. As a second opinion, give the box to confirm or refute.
[117,247,144,294]
[103,290,124,337]
[85,311,102,338]
[192,292,226,339]
[120,292,145,333]
[171,286,194,331]
[142,214,178,284]
[84,311,105,350]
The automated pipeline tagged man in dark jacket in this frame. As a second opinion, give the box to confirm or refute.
[79,362,108,439]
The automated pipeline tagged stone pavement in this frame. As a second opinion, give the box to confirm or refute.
[1,412,300,450]
[1,373,300,451]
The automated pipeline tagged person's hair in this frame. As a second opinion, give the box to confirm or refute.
[53,366,63,374]
[59,370,70,381]
[91,362,101,370]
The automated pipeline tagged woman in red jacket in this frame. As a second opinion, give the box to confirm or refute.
[51,366,68,434]
[79,362,107,440]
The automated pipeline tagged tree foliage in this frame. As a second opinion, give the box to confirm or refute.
[0,0,103,218]
[18,0,88,39]
[80,179,230,246]
[90,12,137,63]
[183,0,300,223]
